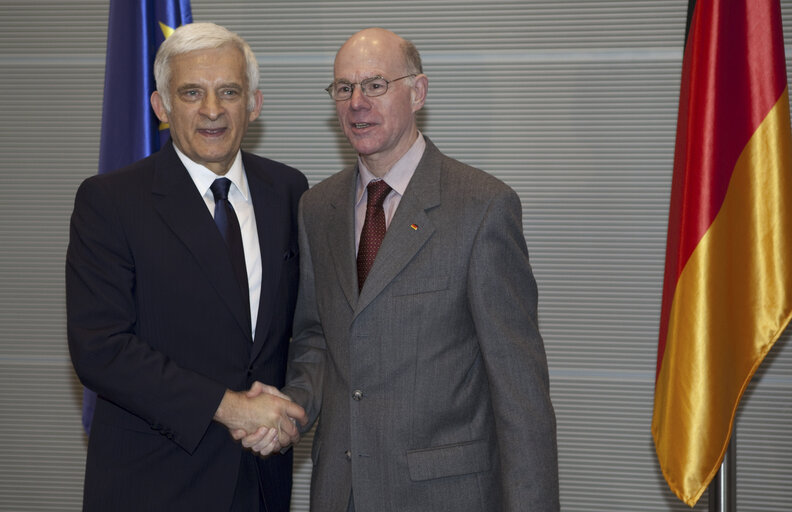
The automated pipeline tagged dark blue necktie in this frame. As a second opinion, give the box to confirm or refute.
[210,178,250,321]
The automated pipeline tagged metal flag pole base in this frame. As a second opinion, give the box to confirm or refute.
[708,433,736,512]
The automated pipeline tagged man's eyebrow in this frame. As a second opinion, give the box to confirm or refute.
[176,82,244,91]
[176,83,202,91]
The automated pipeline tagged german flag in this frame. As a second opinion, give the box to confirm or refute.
[652,0,792,506]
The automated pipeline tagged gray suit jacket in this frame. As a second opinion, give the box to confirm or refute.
[284,139,559,511]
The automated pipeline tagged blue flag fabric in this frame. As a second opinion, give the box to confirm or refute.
[98,0,192,173]
[83,0,192,434]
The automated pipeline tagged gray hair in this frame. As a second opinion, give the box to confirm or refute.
[153,22,259,112]
[401,38,423,75]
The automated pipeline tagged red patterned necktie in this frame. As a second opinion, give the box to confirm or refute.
[357,179,392,291]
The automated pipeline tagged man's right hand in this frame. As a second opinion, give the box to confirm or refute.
[214,383,307,451]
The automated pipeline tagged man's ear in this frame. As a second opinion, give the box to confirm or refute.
[410,74,428,112]
[150,91,169,123]
[248,89,264,122]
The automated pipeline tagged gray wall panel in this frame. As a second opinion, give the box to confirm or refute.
[1,0,790,510]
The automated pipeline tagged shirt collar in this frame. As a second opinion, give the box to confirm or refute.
[356,132,426,202]
[175,146,249,201]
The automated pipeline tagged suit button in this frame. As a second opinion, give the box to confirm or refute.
[352,390,363,401]
[345,450,352,460]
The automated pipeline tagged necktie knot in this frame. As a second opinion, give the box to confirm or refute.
[210,177,232,201]
[366,180,392,209]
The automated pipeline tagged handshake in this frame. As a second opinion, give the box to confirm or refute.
[214,382,308,457]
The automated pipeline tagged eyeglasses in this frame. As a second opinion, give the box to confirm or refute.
[325,74,416,101]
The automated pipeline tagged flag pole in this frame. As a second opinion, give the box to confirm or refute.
[708,433,736,512]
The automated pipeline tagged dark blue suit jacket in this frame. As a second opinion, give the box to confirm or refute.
[67,141,307,511]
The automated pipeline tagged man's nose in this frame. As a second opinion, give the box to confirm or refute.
[348,85,371,109]
[200,92,223,119]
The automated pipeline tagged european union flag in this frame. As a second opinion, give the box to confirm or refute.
[98,0,192,173]
[83,0,192,434]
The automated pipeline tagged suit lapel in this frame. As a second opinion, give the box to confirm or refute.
[151,143,252,338]
[246,154,284,361]
[326,168,360,310]
[354,140,443,316]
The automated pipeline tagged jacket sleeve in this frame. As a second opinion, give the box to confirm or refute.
[66,176,226,453]
[466,186,560,510]
[281,196,326,432]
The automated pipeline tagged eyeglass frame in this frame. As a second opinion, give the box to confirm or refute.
[325,74,417,101]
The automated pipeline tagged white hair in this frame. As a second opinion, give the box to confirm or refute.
[153,22,259,112]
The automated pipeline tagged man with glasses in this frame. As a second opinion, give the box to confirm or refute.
[242,27,559,511]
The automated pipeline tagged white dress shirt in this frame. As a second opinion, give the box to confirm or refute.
[175,146,261,337]
[355,132,426,254]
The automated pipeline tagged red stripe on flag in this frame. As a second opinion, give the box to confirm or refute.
[656,0,787,375]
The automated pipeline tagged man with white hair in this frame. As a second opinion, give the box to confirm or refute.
[67,22,307,511]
